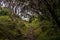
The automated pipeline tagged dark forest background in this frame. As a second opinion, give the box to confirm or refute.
[0,0,60,40]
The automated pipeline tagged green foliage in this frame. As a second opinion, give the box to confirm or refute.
[0,8,23,40]
[0,8,9,16]
[36,20,60,40]
[0,0,60,40]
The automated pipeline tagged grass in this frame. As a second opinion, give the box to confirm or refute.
[0,16,11,22]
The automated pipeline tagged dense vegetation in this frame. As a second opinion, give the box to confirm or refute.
[0,0,60,40]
